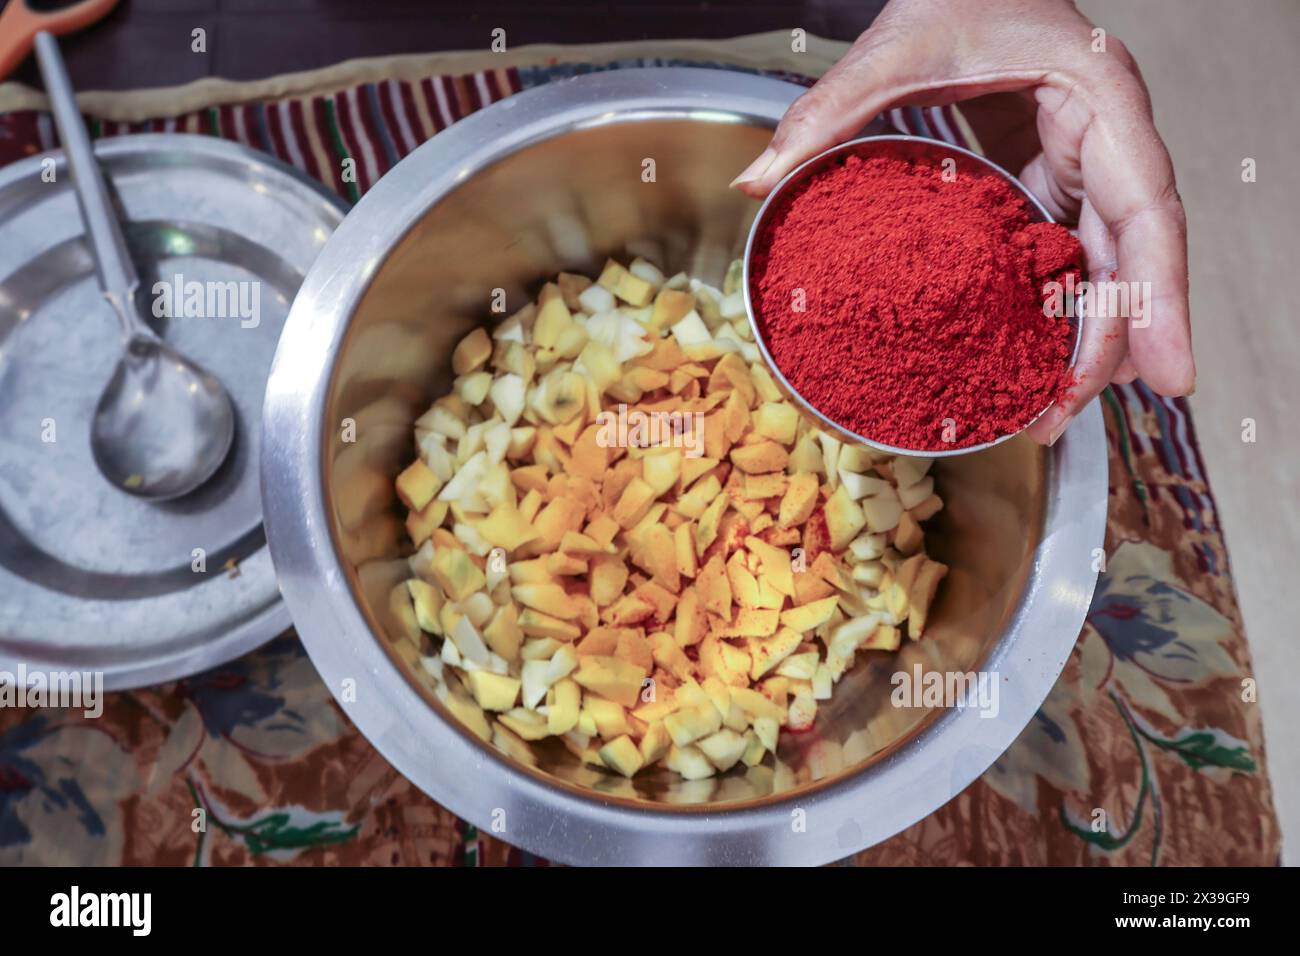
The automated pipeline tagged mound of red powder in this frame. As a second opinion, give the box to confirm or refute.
[749,153,1082,450]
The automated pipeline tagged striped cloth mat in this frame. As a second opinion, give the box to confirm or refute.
[2,57,958,202]
[0,58,1277,866]
[5,59,813,200]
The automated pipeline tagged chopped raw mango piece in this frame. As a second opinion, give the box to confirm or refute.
[391,257,947,780]
[396,459,440,511]
[465,671,521,711]
[598,734,645,777]
[573,655,647,708]
[452,327,492,375]
[430,547,486,601]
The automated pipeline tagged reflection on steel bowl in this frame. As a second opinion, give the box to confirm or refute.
[261,68,1107,866]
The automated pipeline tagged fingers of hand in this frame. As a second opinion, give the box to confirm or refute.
[1075,200,1138,384]
[1077,74,1194,396]
[1019,152,1081,225]
[1076,196,1117,280]
[732,32,907,197]
[1111,201,1195,394]
[1111,357,1139,385]
[1025,305,1128,445]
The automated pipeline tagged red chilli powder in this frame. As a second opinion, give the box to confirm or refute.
[749,153,1083,450]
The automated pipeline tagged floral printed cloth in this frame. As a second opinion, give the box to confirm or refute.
[0,60,1280,867]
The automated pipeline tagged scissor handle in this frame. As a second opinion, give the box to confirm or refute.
[0,0,120,81]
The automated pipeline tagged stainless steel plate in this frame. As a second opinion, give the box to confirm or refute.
[0,133,347,690]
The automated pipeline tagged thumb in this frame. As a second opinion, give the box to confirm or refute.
[732,34,910,198]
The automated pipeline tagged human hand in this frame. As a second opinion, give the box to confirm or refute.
[732,0,1193,444]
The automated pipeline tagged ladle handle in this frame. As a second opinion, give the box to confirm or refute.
[33,31,151,341]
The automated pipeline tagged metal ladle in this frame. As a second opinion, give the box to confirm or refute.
[34,31,234,500]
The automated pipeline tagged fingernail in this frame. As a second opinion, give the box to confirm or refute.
[730,147,779,189]
[1047,412,1075,447]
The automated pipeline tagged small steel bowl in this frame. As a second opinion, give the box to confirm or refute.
[742,134,1082,458]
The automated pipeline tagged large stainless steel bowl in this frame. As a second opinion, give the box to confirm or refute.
[261,68,1107,866]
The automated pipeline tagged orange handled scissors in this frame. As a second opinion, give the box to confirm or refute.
[0,0,119,80]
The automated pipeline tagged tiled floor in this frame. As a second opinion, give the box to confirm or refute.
[1079,0,1299,864]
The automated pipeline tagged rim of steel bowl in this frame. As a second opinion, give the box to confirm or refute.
[742,134,1083,459]
[261,68,1108,866]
